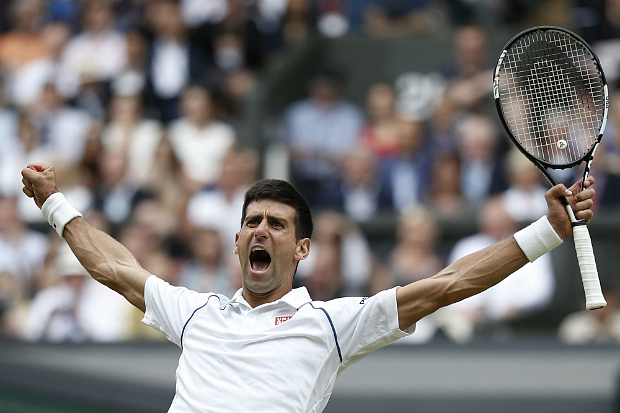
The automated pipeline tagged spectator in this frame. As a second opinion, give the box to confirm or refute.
[281,0,314,48]
[30,82,94,166]
[299,226,344,300]
[139,135,189,222]
[362,0,447,37]
[131,199,180,257]
[315,0,353,38]
[501,148,549,222]
[447,197,556,326]
[297,210,375,298]
[179,0,228,28]
[22,244,132,342]
[0,267,25,337]
[177,228,238,297]
[283,68,365,207]
[427,99,458,155]
[47,0,81,29]
[0,76,23,184]
[456,113,507,205]
[0,0,48,105]
[101,92,164,187]
[0,77,19,165]
[574,0,620,44]
[426,151,472,219]
[57,0,128,100]
[594,89,620,208]
[220,68,258,127]
[379,117,433,212]
[360,82,404,159]
[0,115,54,224]
[442,24,494,114]
[93,151,153,230]
[112,30,148,98]
[388,206,443,286]
[8,20,72,108]
[206,0,265,75]
[558,286,620,344]
[143,0,207,123]
[186,147,259,254]
[0,195,49,304]
[325,147,392,221]
[197,0,271,117]
[167,84,237,191]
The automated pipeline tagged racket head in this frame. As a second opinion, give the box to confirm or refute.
[493,26,609,171]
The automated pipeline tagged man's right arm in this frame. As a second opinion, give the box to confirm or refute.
[63,217,150,311]
[21,163,150,312]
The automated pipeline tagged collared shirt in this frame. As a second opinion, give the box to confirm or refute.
[142,275,412,413]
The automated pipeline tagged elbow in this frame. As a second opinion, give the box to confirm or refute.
[398,269,476,328]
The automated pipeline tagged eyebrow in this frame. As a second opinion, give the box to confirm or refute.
[245,213,289,225]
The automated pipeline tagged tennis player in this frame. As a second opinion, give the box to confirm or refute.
[22,162,595,413]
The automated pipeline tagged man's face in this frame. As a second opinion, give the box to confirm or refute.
[234,199,310,304]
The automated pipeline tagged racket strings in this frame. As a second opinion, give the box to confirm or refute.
[507,33,601,161]
[497,30,605,166]
[528,59,584,162]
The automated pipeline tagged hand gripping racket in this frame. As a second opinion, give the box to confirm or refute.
[493,26,609,310]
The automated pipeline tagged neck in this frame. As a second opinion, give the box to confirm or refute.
[242,284,293,308]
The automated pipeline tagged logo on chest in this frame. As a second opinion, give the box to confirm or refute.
[275,316,293,325]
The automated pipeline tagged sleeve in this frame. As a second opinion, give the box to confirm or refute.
[322,287,415,367]
[141,275,213,347]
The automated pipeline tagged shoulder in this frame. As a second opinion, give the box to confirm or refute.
[301,296,364,312]
[145,275,230,310]
[310,291,395,317]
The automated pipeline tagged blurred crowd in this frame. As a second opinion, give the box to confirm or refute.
[1,0,620,345]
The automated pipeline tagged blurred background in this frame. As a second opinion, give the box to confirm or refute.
[1,0,620,412]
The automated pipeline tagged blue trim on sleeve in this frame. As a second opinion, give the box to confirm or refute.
[299,302,343,363]
[180,295,221,349]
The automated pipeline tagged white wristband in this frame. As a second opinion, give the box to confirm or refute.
[513,215,563,262]
[41,192,82,238]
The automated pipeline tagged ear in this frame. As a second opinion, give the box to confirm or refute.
[233,232,240,255]
[294,238,310,261]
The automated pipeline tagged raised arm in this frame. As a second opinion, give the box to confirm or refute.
[21,163,150,312]
[396,178,596,330]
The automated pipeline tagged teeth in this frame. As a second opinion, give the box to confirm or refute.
[252,247,266,252]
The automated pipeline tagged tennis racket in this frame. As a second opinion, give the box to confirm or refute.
[493,26,608,310]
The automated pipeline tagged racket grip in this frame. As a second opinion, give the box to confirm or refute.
[573,225,607,310]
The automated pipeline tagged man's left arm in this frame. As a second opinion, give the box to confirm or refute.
[396,177,596,331]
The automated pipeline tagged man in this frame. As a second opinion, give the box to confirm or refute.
[21,162,596,413]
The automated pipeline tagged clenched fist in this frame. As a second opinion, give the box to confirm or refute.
[21,163,59,209]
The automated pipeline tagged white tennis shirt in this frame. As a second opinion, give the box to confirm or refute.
[142,275,414,413]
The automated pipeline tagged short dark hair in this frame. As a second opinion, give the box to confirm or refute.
[241,179,313,240]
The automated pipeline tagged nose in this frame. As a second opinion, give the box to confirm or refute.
[254,218,268,238]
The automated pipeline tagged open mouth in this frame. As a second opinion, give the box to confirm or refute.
[250,248,271,273]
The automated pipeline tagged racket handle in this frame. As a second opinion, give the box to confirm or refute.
[573,224,607,310]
